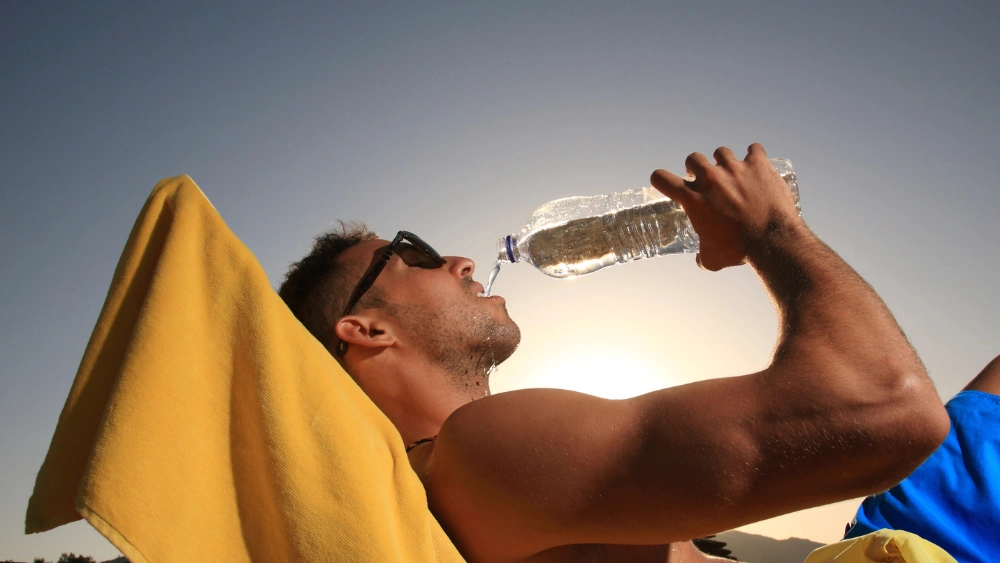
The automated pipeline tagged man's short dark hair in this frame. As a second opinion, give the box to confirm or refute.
[279,223,387,354]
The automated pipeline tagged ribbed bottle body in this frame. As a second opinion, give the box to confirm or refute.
[498,158,798,279]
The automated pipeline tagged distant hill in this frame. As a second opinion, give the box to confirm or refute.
[715,530,824,563]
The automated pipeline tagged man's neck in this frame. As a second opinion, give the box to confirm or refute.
[352,353,483,446]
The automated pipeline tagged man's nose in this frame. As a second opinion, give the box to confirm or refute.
[446,256,475,279]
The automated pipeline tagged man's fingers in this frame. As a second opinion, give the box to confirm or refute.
[713,146,738,166]
[685,152,713,178]
[650,169,696,205]
[746,143,767,161]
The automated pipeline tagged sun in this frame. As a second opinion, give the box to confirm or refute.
[523,348,678,399]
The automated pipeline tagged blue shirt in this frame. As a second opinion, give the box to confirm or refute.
[845,390,1000,563]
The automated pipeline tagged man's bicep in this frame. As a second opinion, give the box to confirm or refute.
[421,383,762,555]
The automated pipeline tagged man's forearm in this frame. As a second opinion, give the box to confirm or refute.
[746,219,947,492]
[749,220,921,380]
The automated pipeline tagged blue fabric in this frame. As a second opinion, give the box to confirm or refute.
[845,390,1000,563]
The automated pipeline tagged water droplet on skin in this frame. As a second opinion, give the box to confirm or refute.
[485,329,498,391]
[468,312,499,394]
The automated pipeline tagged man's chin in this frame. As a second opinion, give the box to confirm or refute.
[488,322,521,365]
[475,293,517,326]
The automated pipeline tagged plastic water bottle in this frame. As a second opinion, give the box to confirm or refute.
[495,158,799,279]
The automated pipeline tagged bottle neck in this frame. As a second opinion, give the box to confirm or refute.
[497,235,521,263]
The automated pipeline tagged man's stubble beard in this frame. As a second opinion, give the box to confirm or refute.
[392,293,520,397]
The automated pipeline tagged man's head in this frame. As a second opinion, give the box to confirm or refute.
[279,223,382,353]
[279,223,520,398]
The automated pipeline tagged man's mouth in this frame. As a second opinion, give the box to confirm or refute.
[470,280,502,300]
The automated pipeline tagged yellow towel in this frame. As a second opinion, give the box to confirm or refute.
[25,176,465,563]
[804,529,956,563]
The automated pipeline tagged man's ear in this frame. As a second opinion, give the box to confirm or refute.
[333,313,397,354]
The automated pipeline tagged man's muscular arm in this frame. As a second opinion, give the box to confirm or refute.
[420,145,950,562]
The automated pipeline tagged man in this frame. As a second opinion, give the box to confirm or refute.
[279,144,950,562]
[844,353,1000,563]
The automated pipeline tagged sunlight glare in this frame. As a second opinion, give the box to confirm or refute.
[525,348,677,399]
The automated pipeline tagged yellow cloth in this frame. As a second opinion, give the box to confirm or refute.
[805,530,957,563]
[26,176,465,563]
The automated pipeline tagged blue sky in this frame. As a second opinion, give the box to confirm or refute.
[2,2,998,560]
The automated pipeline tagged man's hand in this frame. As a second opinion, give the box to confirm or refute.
[650,143,802,271]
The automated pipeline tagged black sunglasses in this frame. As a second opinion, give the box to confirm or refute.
[336,231,446,356]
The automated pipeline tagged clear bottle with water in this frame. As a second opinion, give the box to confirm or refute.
[496,159,800,279]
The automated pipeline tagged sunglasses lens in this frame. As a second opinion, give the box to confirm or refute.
[397,241,445,268]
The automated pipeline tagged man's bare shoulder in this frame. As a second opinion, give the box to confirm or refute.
[407,385,758,561]
[408,388,646,561]
[406,387,628,486]
[409,438,678,563]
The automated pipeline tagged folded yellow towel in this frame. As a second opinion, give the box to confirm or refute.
[25,176,464,562]
[804,529,956,563]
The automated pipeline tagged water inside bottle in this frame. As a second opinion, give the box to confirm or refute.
[520,199,689,278]
[483,260,501,297]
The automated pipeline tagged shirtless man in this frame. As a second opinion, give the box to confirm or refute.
[279,144,950,562]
